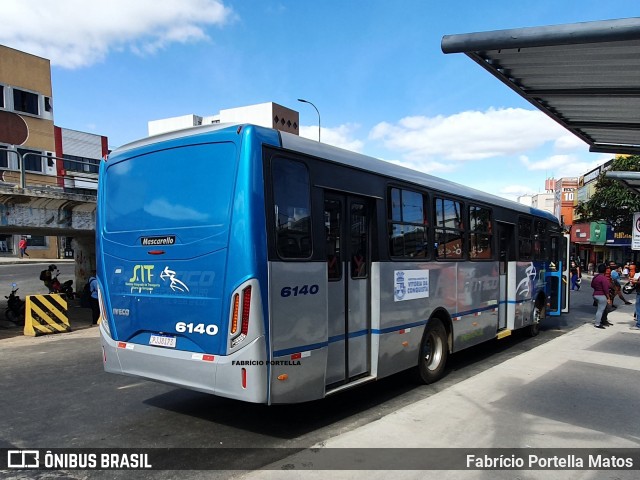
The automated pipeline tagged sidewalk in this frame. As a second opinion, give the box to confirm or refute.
[0,255,75,265]
[239,303,640,479]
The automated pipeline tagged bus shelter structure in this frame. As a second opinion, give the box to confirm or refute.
[441,17,640,195]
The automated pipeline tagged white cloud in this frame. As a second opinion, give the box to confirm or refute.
[520,154,611,178]
[369,108,571,162]
[385,158,457,175]
[554,134,588,151]
[300,124,364,152]
[0,0,233,68]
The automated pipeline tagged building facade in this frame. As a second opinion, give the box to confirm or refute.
[0,44,105,258]
[148,102,300,137]
[553,177,578,228]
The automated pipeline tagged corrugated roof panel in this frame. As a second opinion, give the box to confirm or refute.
[442,18,640,154]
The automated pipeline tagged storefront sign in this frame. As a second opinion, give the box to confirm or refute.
[633,213,640,250]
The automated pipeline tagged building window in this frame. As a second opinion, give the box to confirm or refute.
[0,146,7,169]
[388,187,429,259]
[44,97,52,113]
[27,235,47,247]
[434,197,464,259]
[63,154,99,174]
[469,205,493,260]
[272,157,312,259]
[13,89,39,115]
[17,148,43,172]
[0,85,4,108]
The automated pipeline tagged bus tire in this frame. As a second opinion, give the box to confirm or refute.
[525,302,545,337]
[416,318,448,384]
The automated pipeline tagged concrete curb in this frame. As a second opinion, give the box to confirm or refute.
[239,307,640,479]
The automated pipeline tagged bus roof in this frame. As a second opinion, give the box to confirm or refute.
[279,131,559,224]
[110,122,559,224]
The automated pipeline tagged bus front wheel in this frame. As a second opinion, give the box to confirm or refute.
[416,318,448,384]
[526,302,545,337]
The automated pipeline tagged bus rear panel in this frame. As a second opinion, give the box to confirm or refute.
[98,125,278,403]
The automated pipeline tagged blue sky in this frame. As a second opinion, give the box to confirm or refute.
[3,1,639,201]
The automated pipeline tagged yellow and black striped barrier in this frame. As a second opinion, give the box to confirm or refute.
[23,294,70,337]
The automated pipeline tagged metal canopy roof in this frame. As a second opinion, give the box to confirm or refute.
[604,170,640,195]
[441,17,640,156]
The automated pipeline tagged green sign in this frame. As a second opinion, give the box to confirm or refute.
[590,221,608,245]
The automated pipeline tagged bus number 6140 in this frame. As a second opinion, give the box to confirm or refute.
[281,284,320,297]
[175,322,219,335]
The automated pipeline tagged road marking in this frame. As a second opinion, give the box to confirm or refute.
[117,382,147,390]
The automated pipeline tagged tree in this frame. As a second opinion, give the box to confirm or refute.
[574,155,640,231]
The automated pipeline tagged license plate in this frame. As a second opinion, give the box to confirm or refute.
[149,334,176,348]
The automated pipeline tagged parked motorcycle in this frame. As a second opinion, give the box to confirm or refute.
[49,273,74,299]
[5,283,26,325]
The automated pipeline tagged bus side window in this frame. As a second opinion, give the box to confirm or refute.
[272,157,312,260]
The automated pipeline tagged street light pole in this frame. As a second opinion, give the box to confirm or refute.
[297,98,320,142]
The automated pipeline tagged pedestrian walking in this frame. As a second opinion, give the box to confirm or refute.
[18,237,29,258]
[570,261,581,291]
[610,263,632,306]
[591,263,612,329]
[631,262,640,330]
[88,271,100,325]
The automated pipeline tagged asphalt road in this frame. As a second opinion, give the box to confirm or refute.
[0,262,76,298]
[0,276,606,480]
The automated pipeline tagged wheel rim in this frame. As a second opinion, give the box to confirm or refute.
[533,304,543,324]
[424,331,443,371]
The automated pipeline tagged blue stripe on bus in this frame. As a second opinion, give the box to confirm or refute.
[273,341,328,357]
[348,329,369,339]
[372,319,428,335]
[273,299,538,356]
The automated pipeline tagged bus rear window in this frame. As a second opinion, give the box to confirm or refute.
[104,142,237,232]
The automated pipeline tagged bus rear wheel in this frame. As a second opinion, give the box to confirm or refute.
[416,318,448,384]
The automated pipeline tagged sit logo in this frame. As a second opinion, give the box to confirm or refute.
[130,265,154,283]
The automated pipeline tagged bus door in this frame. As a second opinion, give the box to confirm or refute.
[545,235,560,316]
[497,222,515,331]
[324,193,371,387]
[562,233,570,313]
[546,234,570,316]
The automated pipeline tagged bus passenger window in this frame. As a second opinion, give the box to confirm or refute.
[272,158,312,259]
[469,205,493,260]
[434,197,464,260]
[517,217,533,261]
[387,188,428,259]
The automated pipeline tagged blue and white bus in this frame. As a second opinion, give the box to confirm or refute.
[97,123,568,404]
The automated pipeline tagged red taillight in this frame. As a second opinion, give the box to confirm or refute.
[241,368,247,389]
[241,286,251,335]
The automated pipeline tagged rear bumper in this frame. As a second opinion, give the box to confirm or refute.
[100,323,269,403]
